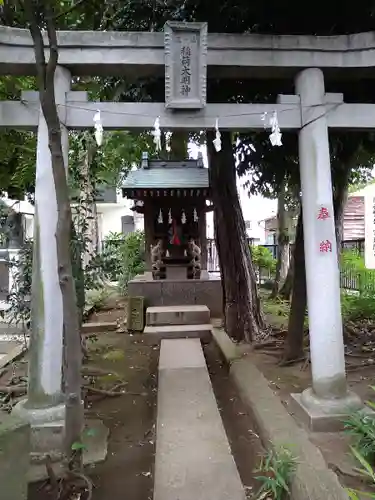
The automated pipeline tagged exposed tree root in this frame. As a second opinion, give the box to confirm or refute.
[43,454,94,500]
[300,356,310,371]
[0,384,27,395]
[253,340,282,350]
[84,383,145,398]
[84,385,125,397]
[258,350,282,358]
[278,356,306,367]
[81,365,121,377]
[346,362,375,372]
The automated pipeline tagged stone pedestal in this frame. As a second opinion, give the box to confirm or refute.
[128,274,223,317]
[294,68,361,426]
[0,413,30,500]
[13,401,66,461]
[165,264,187,280]
[13,400,109,481]
[290,390,361,432]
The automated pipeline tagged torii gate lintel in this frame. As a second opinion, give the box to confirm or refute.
[1,90,375,131]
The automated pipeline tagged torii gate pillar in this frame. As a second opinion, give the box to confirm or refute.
[13,67,70,442]
[291,68,361,429]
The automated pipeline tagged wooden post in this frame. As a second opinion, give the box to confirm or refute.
[143,201,154,272]
[199,208,207,270]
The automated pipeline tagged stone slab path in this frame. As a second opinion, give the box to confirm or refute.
[154,338,246,500]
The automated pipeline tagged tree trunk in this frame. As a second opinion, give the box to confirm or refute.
[207,132,264,342]
[26,2,83,469]
[70,222,85,328]
[283,209,306,362]
[280,250,294,300]
[169,132,189,160]
[214,207,226,327]
[271,182,289,297]
[80,141,99,268]
[333,162,351,252]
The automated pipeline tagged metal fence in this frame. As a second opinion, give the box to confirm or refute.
[342,238,365,255]
[207,238,374,293]
[207,239,220,273]
[207,237,253,273]
[256,239,365,261]
[340,266,375,293]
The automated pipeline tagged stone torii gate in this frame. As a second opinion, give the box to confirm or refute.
[2,22,375,431]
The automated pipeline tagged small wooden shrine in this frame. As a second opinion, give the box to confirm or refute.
[122,152,210,280]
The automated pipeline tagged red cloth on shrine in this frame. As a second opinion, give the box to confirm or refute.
[171,219,181,245]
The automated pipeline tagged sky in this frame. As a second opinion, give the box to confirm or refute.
[189,143,277,239]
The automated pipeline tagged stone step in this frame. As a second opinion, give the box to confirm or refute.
[154,339,246,500]
[143,323,212,344]
[81,321,117,334]
[146,305,210,327]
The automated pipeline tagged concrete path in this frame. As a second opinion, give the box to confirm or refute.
[0,321,26,367]
[154,338,246,500]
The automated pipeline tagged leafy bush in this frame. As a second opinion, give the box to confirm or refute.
[254,446,296,500]
[347,447,375,499]
[341,249,375,295]
[117,230,145,294]
[345,411,375,465]
[97,231,146,287]
[7,239,33,326]
[251,245,277,273]
[100,231,127,280]
[345,386,375,498]
[341,292,375,321]
[85,287,111,312]
[345,386,375,465]
[341,249,366,271]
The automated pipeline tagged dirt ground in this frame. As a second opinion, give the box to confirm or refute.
[27,332,158,500]
[256,293,375,496]
[204,341,265,498]
[3,290,374,498]
[3,296,266,500]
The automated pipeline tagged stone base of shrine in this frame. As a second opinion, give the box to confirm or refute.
[128,274,223,318]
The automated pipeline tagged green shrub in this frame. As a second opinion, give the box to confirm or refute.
[117,230,145,294]
[345,386,375,498]
[341,249,375,295]
[254,446,296,500]
[341,292,375,321]
[251,246,277,273]
[341,249,366,271]
[345,386,375,465]
[347,448,375,499]
[7,239,33,326]
[101,231,127,280]
[345,411,375,465]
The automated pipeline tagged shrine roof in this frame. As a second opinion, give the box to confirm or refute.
[122,158,209,191]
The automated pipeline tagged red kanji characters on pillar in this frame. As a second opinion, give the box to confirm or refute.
[317,206,330,220]
[319,240,332,253]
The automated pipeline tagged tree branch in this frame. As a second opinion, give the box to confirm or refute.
[54,0,91,20]
[23,0,46,90]
[44,2,58,93]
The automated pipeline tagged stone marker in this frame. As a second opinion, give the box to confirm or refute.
[0,413,30,500]
[127,296,145,332]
